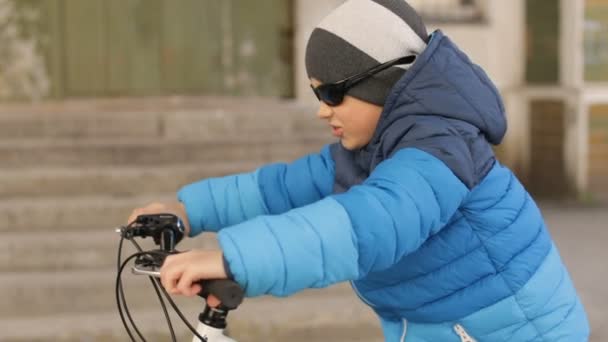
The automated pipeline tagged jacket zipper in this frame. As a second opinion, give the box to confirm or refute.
[400,318,407,342]
[351,283,476,342]
[350,283,409,341]
[453,324,477,342]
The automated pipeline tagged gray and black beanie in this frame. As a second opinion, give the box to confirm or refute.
[305,0,428,106]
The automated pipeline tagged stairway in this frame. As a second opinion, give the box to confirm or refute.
[0,96,381,341]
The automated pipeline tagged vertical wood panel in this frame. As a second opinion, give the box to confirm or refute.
[63,0,106,95]
[278,0,294,98]
[161,0,222,94]
[231,0,291,96]
[24,0,291,99]
[125,0,162,94]
[8,0,61,100]
[107,0,165,95]
[106,0,131,94]
[160,0,188,92]
[46,0,64,98]
[189,0,223,93]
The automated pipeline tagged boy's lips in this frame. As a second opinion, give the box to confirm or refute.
[331,125,343,137]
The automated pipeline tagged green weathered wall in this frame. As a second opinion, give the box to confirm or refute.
[0,0,292,101]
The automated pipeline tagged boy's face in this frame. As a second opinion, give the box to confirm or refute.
[311,78,383,150]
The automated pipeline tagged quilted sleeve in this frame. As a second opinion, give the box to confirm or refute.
[333,148,470,275]
[217,148,469,297]
[177,145,335,236]
[255,144,335,214]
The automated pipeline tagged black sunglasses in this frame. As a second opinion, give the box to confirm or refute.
[310,55,416,106]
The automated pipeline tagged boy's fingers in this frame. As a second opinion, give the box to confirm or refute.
[160,266,182,294]
[126,202,185,226]
[161,253,176,268]
[161,254,193,294]
[190,283,203,297]
[127,204,164,225]
[127,208,142,225]
[161,252,188,270]
[206,294,221,308]
[176,270,199,297]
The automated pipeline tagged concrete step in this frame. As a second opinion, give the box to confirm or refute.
[0,162,260,198]
[0,138,329,168]
[0,268,171,318]
[0,97,322,141]
[0,283,381,341]
[0,231,220,272]
[0,194,176,233]
[0,267,364,317]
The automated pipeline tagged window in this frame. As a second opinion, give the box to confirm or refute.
[588,104,608,198]
[408,0,486,23]
[585,0,608,81]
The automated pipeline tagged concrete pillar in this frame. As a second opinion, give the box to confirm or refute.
[561,0,588,195]
[488,0,528,175]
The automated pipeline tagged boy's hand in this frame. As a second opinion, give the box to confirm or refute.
[127,202,191,236]
[160,250,228,304]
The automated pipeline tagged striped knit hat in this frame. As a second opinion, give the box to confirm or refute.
[305,0,428,106]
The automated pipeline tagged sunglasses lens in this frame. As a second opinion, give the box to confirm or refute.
[312,89,321,101]
[318,84,344,106]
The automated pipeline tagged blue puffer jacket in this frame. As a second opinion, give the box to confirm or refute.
[178,31,589,341]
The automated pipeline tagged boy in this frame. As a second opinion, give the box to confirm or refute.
[128,1,590,340]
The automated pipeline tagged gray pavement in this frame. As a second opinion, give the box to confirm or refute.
[540,202,608,342]
[0,202,604,342]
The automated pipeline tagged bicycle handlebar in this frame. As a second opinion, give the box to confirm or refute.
[121,213,245,310]
[132,251,244,310]
[117,213,246,341]
[199,279,244,310]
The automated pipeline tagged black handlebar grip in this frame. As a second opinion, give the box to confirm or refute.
[198,279,244,310]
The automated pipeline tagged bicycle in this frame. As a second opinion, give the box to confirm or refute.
[115,213,245,342]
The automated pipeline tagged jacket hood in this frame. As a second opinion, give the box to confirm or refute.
[330,30,506,193]
[371,30,507,146]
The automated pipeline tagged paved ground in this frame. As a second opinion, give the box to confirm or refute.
[1,201,604,341]
[539,202,608,342]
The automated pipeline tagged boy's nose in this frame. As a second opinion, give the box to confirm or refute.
[316,102,333,119]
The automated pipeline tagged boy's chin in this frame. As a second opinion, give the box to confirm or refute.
[339,139,364,151]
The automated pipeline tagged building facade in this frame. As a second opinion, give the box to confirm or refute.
[0,0,605,200]
[295,0,607,200]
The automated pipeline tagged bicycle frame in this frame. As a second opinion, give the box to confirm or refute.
[192,316,237,342]
[131,265,239,342]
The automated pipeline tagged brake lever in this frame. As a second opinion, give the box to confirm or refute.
[131,249,175,278]
[130,251,244,310]
[132,263,161,278]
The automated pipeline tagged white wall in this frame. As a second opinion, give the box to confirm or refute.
[434,0,528,171]
[294,0,526,98]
